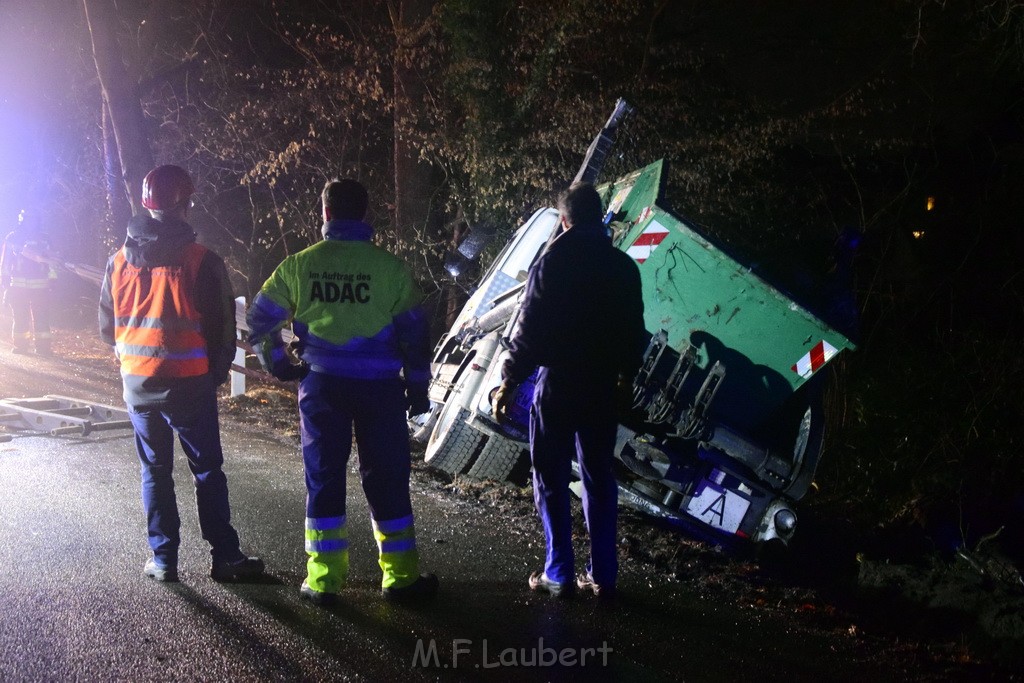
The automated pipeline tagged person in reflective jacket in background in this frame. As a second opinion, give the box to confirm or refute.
[493,182,647,599]
[247,178,437,607]
[1,209,58,355]
[99,164,264,584]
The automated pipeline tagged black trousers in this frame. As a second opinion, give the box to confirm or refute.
[6,287,51,350]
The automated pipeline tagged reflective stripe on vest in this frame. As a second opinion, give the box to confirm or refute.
[110,244,210,378]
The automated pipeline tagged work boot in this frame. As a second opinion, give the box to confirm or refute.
[11,346,30,355]
[576,573,616,599]
[382,573,439,603]
[143,557,179,583]
[210,556,265,582]
[299,581,338,607]
[528,571,574,598]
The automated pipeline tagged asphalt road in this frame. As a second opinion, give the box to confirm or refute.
[0,347,927,681]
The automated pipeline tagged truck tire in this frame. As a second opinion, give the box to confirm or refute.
[424,401,484,475]
[466,435,528,481]
[780,376,826,500]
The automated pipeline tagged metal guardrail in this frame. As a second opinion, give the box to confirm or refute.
[231,296,297,395]
[0,259,297,439]
[47,256,296,396]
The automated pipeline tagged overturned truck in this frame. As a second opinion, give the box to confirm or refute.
[414,100,856,548]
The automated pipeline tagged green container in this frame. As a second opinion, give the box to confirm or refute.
[600,161,856,433]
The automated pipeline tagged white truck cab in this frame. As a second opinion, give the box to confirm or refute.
[412,101,856,549]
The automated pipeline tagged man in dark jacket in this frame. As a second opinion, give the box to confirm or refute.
[493,182,647,598]
[99,164,262,584]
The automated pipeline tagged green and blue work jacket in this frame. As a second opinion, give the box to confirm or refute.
[247,219,431,386]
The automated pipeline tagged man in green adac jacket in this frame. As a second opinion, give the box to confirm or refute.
[247,179,437,607]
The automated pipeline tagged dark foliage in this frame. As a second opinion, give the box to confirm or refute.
[4,0,1024,550]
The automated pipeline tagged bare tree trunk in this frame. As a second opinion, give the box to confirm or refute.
[101,101,132,230]
[389,0,460,334]
[82,0,153,215]
[389,0,444,243]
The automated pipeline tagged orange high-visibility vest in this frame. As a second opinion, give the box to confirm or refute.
[110,243,210,378]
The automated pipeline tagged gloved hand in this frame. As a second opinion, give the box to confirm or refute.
[271,357,310,382]
[490,380,520,425]
[406,382,431,417]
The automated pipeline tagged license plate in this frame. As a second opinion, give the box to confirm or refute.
[685,479,750,534]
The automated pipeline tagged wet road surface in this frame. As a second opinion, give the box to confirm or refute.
[0,348,941,681]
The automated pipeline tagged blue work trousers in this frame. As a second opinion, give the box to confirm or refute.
[298,372,413,523]
[127,389,242,567]
[529,369,619,587]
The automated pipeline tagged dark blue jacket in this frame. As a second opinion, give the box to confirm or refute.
[502,221,647,396]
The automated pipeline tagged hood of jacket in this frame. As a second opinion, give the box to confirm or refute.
[123,214,196,267]
[322,219,373,242]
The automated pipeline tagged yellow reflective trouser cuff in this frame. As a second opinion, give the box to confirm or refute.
[373,514,419,589]
[305,516,348,594]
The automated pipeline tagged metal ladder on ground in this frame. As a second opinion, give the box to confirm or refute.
[0,395,133,441]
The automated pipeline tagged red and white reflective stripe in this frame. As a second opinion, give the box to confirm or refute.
[791,340,839,378]
[626,218,669,264]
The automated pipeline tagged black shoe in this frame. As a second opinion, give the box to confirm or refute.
[528,571,574,598]
[576,573,616,599]
[210,556,265,582]
[11,347,30,355]
[144,558,179,583]
[299,581,337,607]
[382,573,439,603]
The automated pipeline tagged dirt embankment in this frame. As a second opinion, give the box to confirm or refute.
[423,470,1024,676]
